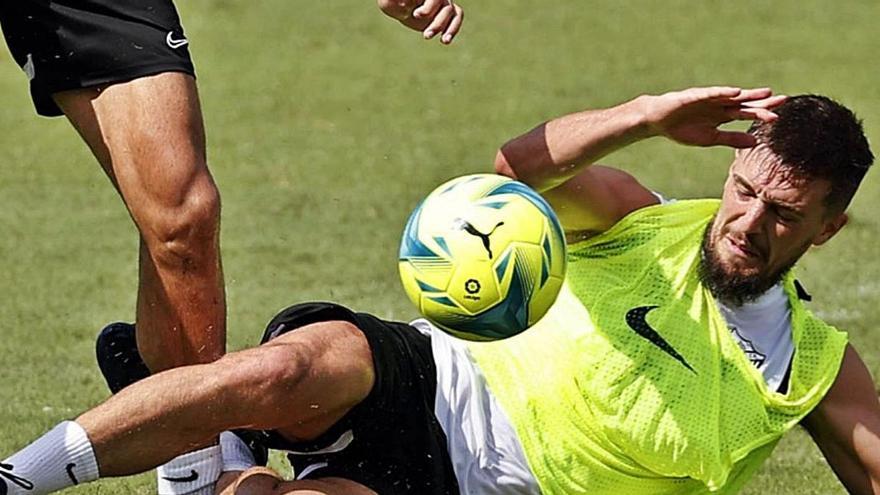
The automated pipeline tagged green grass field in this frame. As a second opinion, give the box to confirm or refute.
[1,1,878,493]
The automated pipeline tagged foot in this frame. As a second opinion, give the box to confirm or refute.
[95,322,150,393]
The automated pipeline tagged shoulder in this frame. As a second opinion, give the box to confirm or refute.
[568,198,720,247]
[540,166,660,239]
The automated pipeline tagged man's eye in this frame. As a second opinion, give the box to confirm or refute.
[777,210,799,223]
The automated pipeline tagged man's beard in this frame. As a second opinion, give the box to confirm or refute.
[698,221,795,306]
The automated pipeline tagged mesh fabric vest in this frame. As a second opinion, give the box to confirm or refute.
[468,199,847,494]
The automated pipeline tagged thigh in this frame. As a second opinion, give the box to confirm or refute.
[0,0,195,116]
[53,72,213,226]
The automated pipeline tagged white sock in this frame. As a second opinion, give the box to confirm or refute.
[156,445,223,495]
[219,431,257,472]
[0,421,99,495]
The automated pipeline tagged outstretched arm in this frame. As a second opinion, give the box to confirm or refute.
[377,0,464,44]
[802,345,880,494]
[495,87,785,235]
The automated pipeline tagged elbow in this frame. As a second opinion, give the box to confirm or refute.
[494,146,553,192]
[494,148,519,180]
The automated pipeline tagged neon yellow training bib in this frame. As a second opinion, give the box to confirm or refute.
[469,199,847,494]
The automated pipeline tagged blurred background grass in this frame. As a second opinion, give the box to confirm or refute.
[0,0,877,492]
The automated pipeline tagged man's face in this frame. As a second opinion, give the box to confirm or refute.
[701,145,847,304]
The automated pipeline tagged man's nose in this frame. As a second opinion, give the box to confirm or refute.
[736,200,768,235]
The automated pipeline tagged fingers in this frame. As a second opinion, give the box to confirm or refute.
[698,86,782,107]
[413,0,443,19]
[723,94,788,123]
[669,86,740,105]
[742,94,788,109]
[727,87,773,103]
[702,86,744,100]
[421,1,464,44]
[652,85,788,149]
[441,3,464,43]
[383,0,463,44]
[724,106,780,123]
[722,88,788,112]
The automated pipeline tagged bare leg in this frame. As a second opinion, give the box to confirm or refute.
[53,72,225,372]
[75,321,374,476]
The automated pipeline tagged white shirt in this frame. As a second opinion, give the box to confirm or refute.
[411,319,540,495]
[716,283,795,393]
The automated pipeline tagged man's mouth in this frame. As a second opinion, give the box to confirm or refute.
[725,235,763,261]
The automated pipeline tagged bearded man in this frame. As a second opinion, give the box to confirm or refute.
[1,86,876,495]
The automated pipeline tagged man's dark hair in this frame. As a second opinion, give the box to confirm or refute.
[748,95,874,213]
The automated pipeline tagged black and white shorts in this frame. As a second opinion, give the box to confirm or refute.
[0,0,195,116]
[249,302,461,495]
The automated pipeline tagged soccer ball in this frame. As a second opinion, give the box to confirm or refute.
[398,174,567,341]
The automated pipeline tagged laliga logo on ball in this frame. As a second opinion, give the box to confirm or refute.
[464,279,481,295]
[398,174,567,341]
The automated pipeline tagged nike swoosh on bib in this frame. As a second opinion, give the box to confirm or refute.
[625,305,696,373]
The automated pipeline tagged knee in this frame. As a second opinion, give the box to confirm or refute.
[213,322,374,428]
[247,338,367,408]
[140,174,221,268]
[249,343,315,398]
[213,342,314,401]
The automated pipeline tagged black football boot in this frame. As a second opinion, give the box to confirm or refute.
[95,322,151,394]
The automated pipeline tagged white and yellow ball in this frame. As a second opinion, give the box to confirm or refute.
[399,174,567,340]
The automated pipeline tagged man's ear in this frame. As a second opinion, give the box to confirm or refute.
[812,212,848,246]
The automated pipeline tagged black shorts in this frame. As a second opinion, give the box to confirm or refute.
[0,0,195,116]
[249,302,461,495]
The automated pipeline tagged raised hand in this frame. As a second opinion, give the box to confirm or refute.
[377,0,464,44]
[642,86,787,148]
